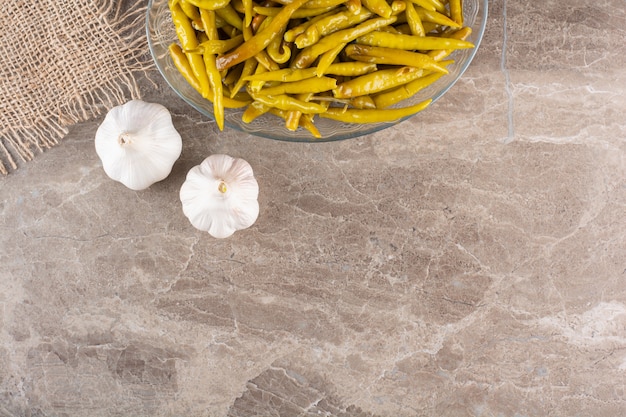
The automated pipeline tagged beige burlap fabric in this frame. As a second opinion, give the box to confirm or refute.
[0,0,151,174]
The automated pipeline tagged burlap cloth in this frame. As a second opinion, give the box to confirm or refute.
[0,0,152,174]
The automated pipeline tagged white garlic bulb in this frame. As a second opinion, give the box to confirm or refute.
[95,100,182,190]
[180,154,259,238]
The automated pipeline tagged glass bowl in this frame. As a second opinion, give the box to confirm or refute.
[146,0,488,142]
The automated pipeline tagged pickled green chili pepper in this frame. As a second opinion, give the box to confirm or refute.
[268,108,322,138]
[168,43,202,92]
[404,1,425,36]
[299,114,322,138]
[425,0,446,14]
[350,95,377,109]
[184,0,231,11]
[242,101,270,123]
[252,94,327,113]
[320,99,432,123]
[255,49,282,72]
[362,0,392,18]
[284,10,336,42]
[345,44,449,73]
[179,0,200,20]
[254,5,340,19]
[247,63,269,93]
[407,0,434,11]
[291,15,397,69]
[231,58,258,97]
[169,43,250,108]
[285,92,314,132]
[416,7,461,28]
[243,62,377,83]
[333,66,424,99]
[215,3,243,31]
[186,35,244,55]
[316,42,346,76]
[169,1,211,98]
[356,31,475,50]
[267,25,291,64]
[271,0,345,8]
[257,77,337,96]
[372,71,445,108]
[241,0,253,26]
[305,0,347,8]
[200,8,224,130]
[320,62,378,76]
[427,27,472,61]
[216,0,308,71]
[449,0,464,26]
[295,8,373,49]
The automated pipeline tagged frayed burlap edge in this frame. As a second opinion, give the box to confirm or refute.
[0,1,153,175]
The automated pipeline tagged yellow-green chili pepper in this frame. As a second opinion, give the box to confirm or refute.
[179,0,200,20]
[267,25,291,64]
[169,2,211,98]
[184,0,231,11]
[295,8,373,49]
[291,15,397,69]
[242,101,271,123]
[242,0,253,27]
[356,31,475,50]
[333,66,424,99]
[427,27,472,61]
[168,43,202,92]
[315,42,346,77]
[320,99,432,123]
[255,50,282,72]
[284,9,337,42]
[268,108,322,138]
[345,44,449,73]
[372,71,445,108]
[302,0,347,9]
[350,95,377,109]
[425,0,446,14]
[407,0,435,12]
[252,94,327,113]
[216,0,308,71]
[404,1,425,36]
[285,92,313,132]
[416,7,461,28]
[362,0,392,18]
[254,5,340,19]
[299,114,322,138]
[257,77,337,96]
[215,4,243,31]
[243,62,377,83]
[231,58,258,97]
[186,35,244,54]
[449,0,464,26]
[200,9,224,130]
[247,63,269,93]
[169,43,250,108]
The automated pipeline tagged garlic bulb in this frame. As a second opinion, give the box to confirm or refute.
[95,100,182,190]
[180,154,259,238]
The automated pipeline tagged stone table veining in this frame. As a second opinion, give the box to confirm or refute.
[1,0,625,416]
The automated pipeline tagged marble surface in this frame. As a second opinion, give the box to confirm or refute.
[1,0,625,415]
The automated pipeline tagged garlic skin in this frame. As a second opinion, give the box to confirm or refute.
[180,154,259,238]
[95,100,182,190]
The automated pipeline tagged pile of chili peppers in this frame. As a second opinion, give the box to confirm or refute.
[167,0,473,137]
